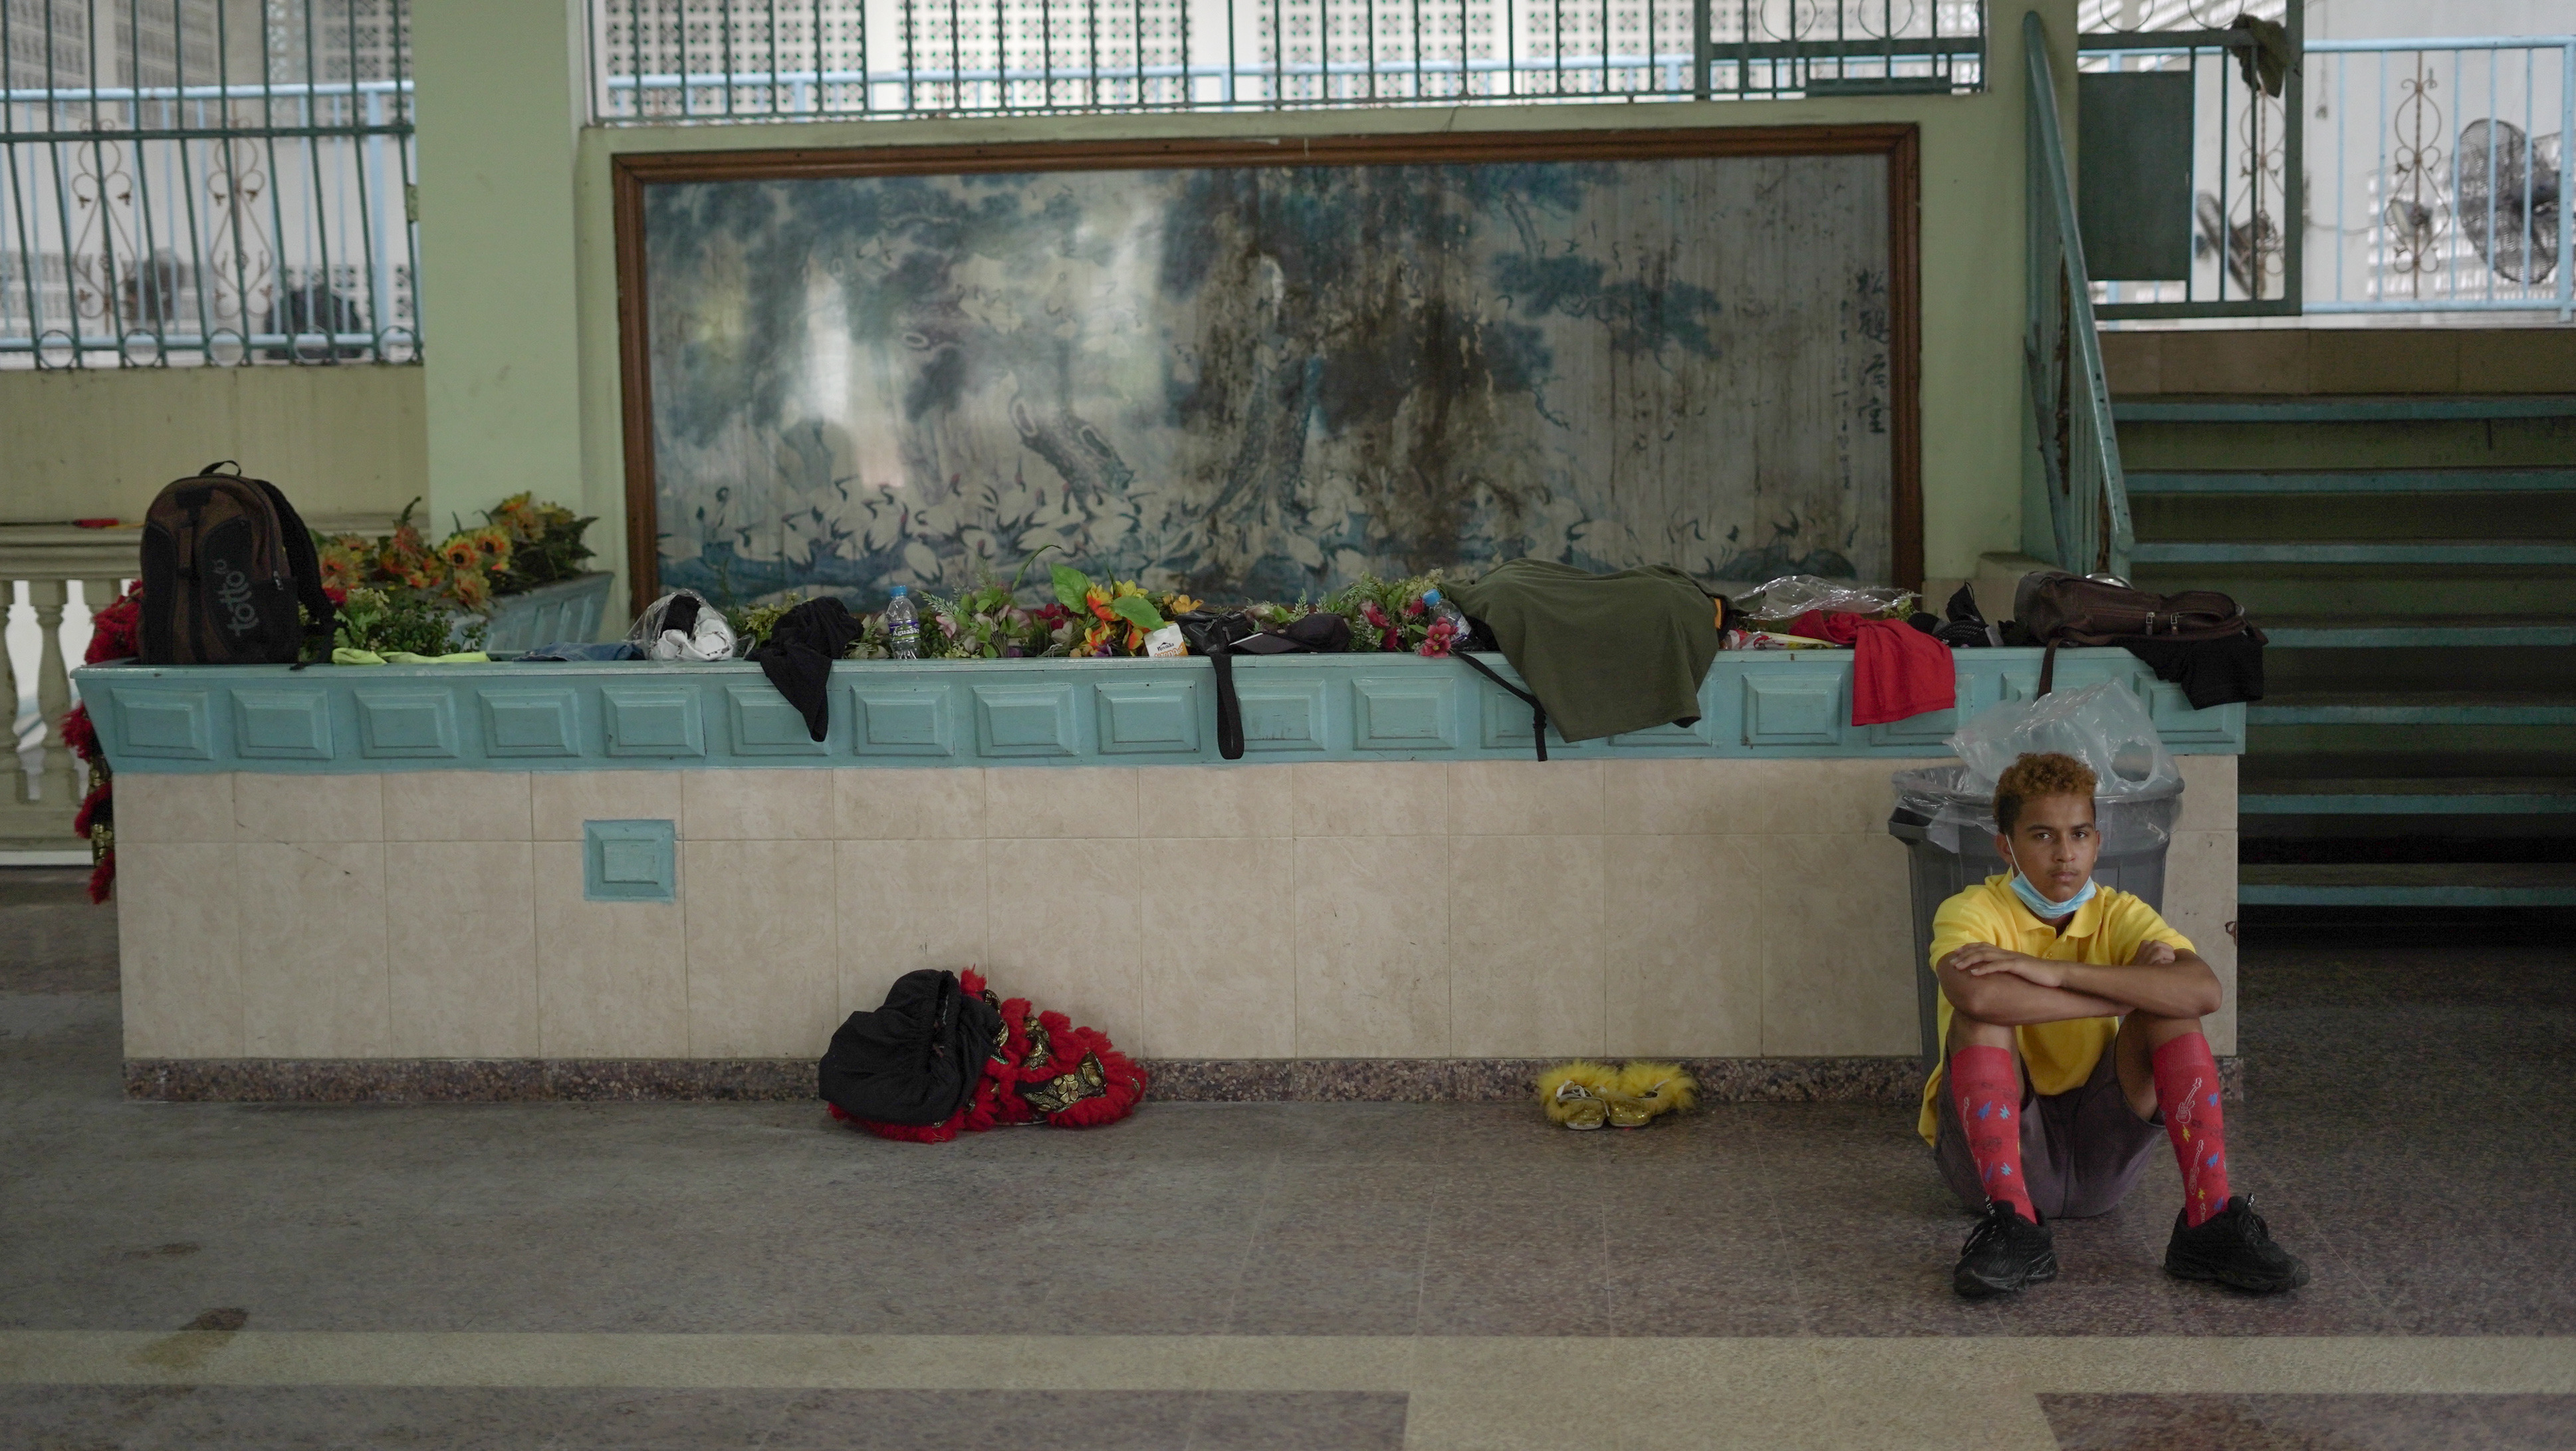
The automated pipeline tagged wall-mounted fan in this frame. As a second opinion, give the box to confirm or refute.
[2452,119,2563,284]
[2194,191,2282,297]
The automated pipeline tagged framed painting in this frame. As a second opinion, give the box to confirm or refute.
[614,126,1921,620]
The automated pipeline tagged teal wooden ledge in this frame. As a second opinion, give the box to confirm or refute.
[75,648,2243,773]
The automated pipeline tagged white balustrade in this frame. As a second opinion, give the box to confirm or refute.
[1,513,394,853]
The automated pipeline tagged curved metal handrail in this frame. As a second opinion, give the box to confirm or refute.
[2024,11,2135,579]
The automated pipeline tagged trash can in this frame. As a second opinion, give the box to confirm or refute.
[1886,766,2184,1073]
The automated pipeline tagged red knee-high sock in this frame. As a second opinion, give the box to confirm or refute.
[2152,1033,2234,1226]
[1948,1045,2034,1221]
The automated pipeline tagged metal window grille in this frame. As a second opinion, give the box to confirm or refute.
[0,0,417,368]
[586,0,1985,121]
[2079,1,2575,323]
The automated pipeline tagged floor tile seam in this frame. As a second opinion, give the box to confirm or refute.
[1213,1150,1284,1339]
[11,1333,2563,1395]
[1744,1121,1819,1338]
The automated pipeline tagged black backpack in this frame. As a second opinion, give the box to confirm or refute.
[138,462,334,665]
[817,969,1003,1125]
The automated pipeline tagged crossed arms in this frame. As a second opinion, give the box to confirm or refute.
[1936,938,2223,1025]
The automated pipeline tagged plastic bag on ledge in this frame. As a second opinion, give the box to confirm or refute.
[1946,679,2180,800]
[1732,574,1917,624]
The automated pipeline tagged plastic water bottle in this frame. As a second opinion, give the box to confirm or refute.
[885,584,921,660]
[1422,589,1473,652]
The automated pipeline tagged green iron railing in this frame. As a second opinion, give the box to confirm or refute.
[2024,9,2131,580]
[0,0,417,368]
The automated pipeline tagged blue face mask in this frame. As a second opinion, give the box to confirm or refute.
[2011,869,2097,922]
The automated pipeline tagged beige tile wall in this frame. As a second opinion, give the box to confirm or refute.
[112,758,2240,1061]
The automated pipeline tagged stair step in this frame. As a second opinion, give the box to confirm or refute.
[2127,468,2576,495]
[2240,862,2576,907]
[2248,693,2576,726]
[2258,616,2576,648]
[2131,541,2576,567]
[2241,778,2576,816]
[2113,396,2576,424]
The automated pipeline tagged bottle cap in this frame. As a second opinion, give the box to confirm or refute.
[1422,589,1441,603]
[889,585,907,596]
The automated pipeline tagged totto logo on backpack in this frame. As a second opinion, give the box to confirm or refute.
[139,462,334,665]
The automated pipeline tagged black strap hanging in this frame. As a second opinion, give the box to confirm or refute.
[1209,642,1246,761]
[1456,650,1548,763]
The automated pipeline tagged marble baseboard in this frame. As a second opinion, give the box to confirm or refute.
[124,1058,814,1103]
[1145,1057,1931,1104]
[125,1055,2247,1104]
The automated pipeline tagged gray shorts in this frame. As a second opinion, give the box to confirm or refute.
[1932,1043,2165,1220]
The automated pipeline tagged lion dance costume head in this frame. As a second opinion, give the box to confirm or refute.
[828,970,1149,1143]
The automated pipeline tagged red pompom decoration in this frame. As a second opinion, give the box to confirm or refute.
[84,584,144,665]
[86,849,115,904]
[72,779,108,839]
[61,703,100,765]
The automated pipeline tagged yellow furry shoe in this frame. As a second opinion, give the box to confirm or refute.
[1604,1061,1699,1128]
[1535,1061,1621,1130]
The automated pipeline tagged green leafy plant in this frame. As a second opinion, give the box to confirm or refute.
[334,586,485,656]
[725,592,806,650]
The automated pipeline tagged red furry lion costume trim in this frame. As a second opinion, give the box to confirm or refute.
[830,968,1147,1143]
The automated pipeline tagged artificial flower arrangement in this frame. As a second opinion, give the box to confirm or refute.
[725,551,1474,663]
[314,493,595,617]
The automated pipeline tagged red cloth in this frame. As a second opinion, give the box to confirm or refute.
[1948,1045,2035,1220]
[2153,1033,2234,1227]
[1786,610,1956,725]
[1786,608,1863,645]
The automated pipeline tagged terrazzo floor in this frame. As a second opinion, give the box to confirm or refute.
[3,868,2571,1448]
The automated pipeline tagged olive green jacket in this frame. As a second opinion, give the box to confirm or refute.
[1449,561,1722,744]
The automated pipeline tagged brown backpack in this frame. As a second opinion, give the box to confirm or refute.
[138,463,334,665]
[2014,571,2261,694]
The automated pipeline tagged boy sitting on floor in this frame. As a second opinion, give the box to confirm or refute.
[1923,751,2310,1298]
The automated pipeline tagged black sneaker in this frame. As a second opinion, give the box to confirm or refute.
[2164,1195,2311,1293]
[1953,1200,2056,1299]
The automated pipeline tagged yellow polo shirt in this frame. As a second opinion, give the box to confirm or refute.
[1915,874,2195,1144]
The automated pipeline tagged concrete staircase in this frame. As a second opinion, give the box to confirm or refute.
[2111,391,2576,908]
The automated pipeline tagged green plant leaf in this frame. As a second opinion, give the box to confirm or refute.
[1009,543,1063,595]
[1051,564,1094,610]
[1110,594,1165,631]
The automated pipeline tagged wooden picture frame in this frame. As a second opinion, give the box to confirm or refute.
[613,124,1923,620]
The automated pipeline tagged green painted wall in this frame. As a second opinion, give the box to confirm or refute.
[410,0,588,540]
[0,365,426,525]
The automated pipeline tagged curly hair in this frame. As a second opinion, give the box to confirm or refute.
[1994,751,2098,833]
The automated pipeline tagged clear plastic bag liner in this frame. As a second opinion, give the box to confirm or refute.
[1945,679,2180,800]
[1891,764,2180,856]
[1732,574,1917,623]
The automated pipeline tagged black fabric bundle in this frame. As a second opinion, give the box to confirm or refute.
[817,969,1003,1126]
[1931,583,1997,649]
[753,597,864,741]
[2122,632,2266,709]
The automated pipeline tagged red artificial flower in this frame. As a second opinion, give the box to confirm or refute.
[322,583,348,606]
